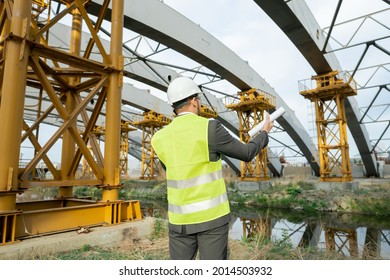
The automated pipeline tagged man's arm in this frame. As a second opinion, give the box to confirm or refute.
[209,119,269,162]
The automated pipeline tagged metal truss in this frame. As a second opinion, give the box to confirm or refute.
[0,0,141,244]
[322,2,390,155]
[225,89,276,181]
[325,227,359,257]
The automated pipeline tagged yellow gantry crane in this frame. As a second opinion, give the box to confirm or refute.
[241,217,271,239]
[324,227,359,257]
[81,122,135,177]
[225,89,276,181]
[200,104,218,119]
[0,0,142,245]
[81,125,104,178]
[132,111,171,180]
[299,70,357,182]
[32,0,48,16]
[120,120,136,176]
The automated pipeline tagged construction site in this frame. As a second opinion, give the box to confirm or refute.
[0,0,389,259]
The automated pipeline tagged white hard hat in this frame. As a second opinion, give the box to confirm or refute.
[167,77,202,105]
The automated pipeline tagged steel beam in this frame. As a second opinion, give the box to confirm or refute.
[15,199,142,238]
[59,6,82,198]
[0,0,33,212]
[102,0,123,203]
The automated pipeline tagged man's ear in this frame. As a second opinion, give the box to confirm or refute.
[190,97,197,107]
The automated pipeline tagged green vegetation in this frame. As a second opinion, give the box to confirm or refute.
[227,180,390,216]
[74,186,102,200]
[349,197,390,216]
[25,179,388,217]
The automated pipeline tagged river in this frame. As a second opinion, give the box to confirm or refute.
[140,199,390,260]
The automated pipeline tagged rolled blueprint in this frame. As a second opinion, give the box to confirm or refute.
[248,107,286,137]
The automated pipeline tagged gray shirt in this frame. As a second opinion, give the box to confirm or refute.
[167,117,269,234]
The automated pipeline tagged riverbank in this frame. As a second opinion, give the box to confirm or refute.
[120,178,390,217]
[6,177,388,260]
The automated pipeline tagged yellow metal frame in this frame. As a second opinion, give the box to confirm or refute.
[325,227,358,257]
[133,111,171,180]
[14,199,141,239]
[299,71,356,182]
[225,89,275,181]
[32,0,47,6]
[120,120,136,176]
[0,211,20,245]
[200,104,218,119]
[0,0,142,244]
[241,217,271,239]
[32,0,48,8]
[82,121,134,177]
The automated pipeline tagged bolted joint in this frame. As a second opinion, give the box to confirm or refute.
[96,184,124,191]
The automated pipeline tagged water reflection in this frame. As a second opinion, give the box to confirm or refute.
[139,199,390,260]
[230,209,390,260]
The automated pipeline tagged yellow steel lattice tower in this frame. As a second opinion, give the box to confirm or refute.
[299,70,357,182]
[81,125,104,178]
[225,89,276,181]
[120,120,136,176]
[81,145,93,178]
[133,111,171,180]
[0,0,142,244]
[81,122,134,177]
[200,104,218,119]
[241,217,271,239]
[324,227,358,257]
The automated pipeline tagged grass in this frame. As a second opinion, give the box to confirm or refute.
[42,218,358,260]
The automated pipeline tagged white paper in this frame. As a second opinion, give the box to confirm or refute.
[248,107,286,137]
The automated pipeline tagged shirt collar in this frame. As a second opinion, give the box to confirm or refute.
[177,112,196,116]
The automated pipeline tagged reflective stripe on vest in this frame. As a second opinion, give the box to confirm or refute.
[167,169,223,190]
[169,192,228,214]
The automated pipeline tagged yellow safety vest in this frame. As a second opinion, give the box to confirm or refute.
[151,113,230,225]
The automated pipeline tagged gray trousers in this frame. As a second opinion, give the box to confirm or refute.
[169,223,229,260]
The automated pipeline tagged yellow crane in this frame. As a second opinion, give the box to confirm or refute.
[200,104,218,119]
[132,111,171,180]
[299,70,357,182]
[225,89,276,181]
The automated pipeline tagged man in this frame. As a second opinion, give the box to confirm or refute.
[151,76,273,260]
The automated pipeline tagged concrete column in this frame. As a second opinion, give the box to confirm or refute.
[0,0,32,209]
[102,0,124,201]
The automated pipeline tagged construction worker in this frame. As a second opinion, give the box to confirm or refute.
[151,76,273,260]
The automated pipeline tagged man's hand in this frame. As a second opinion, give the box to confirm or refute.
[262,113,274,133]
